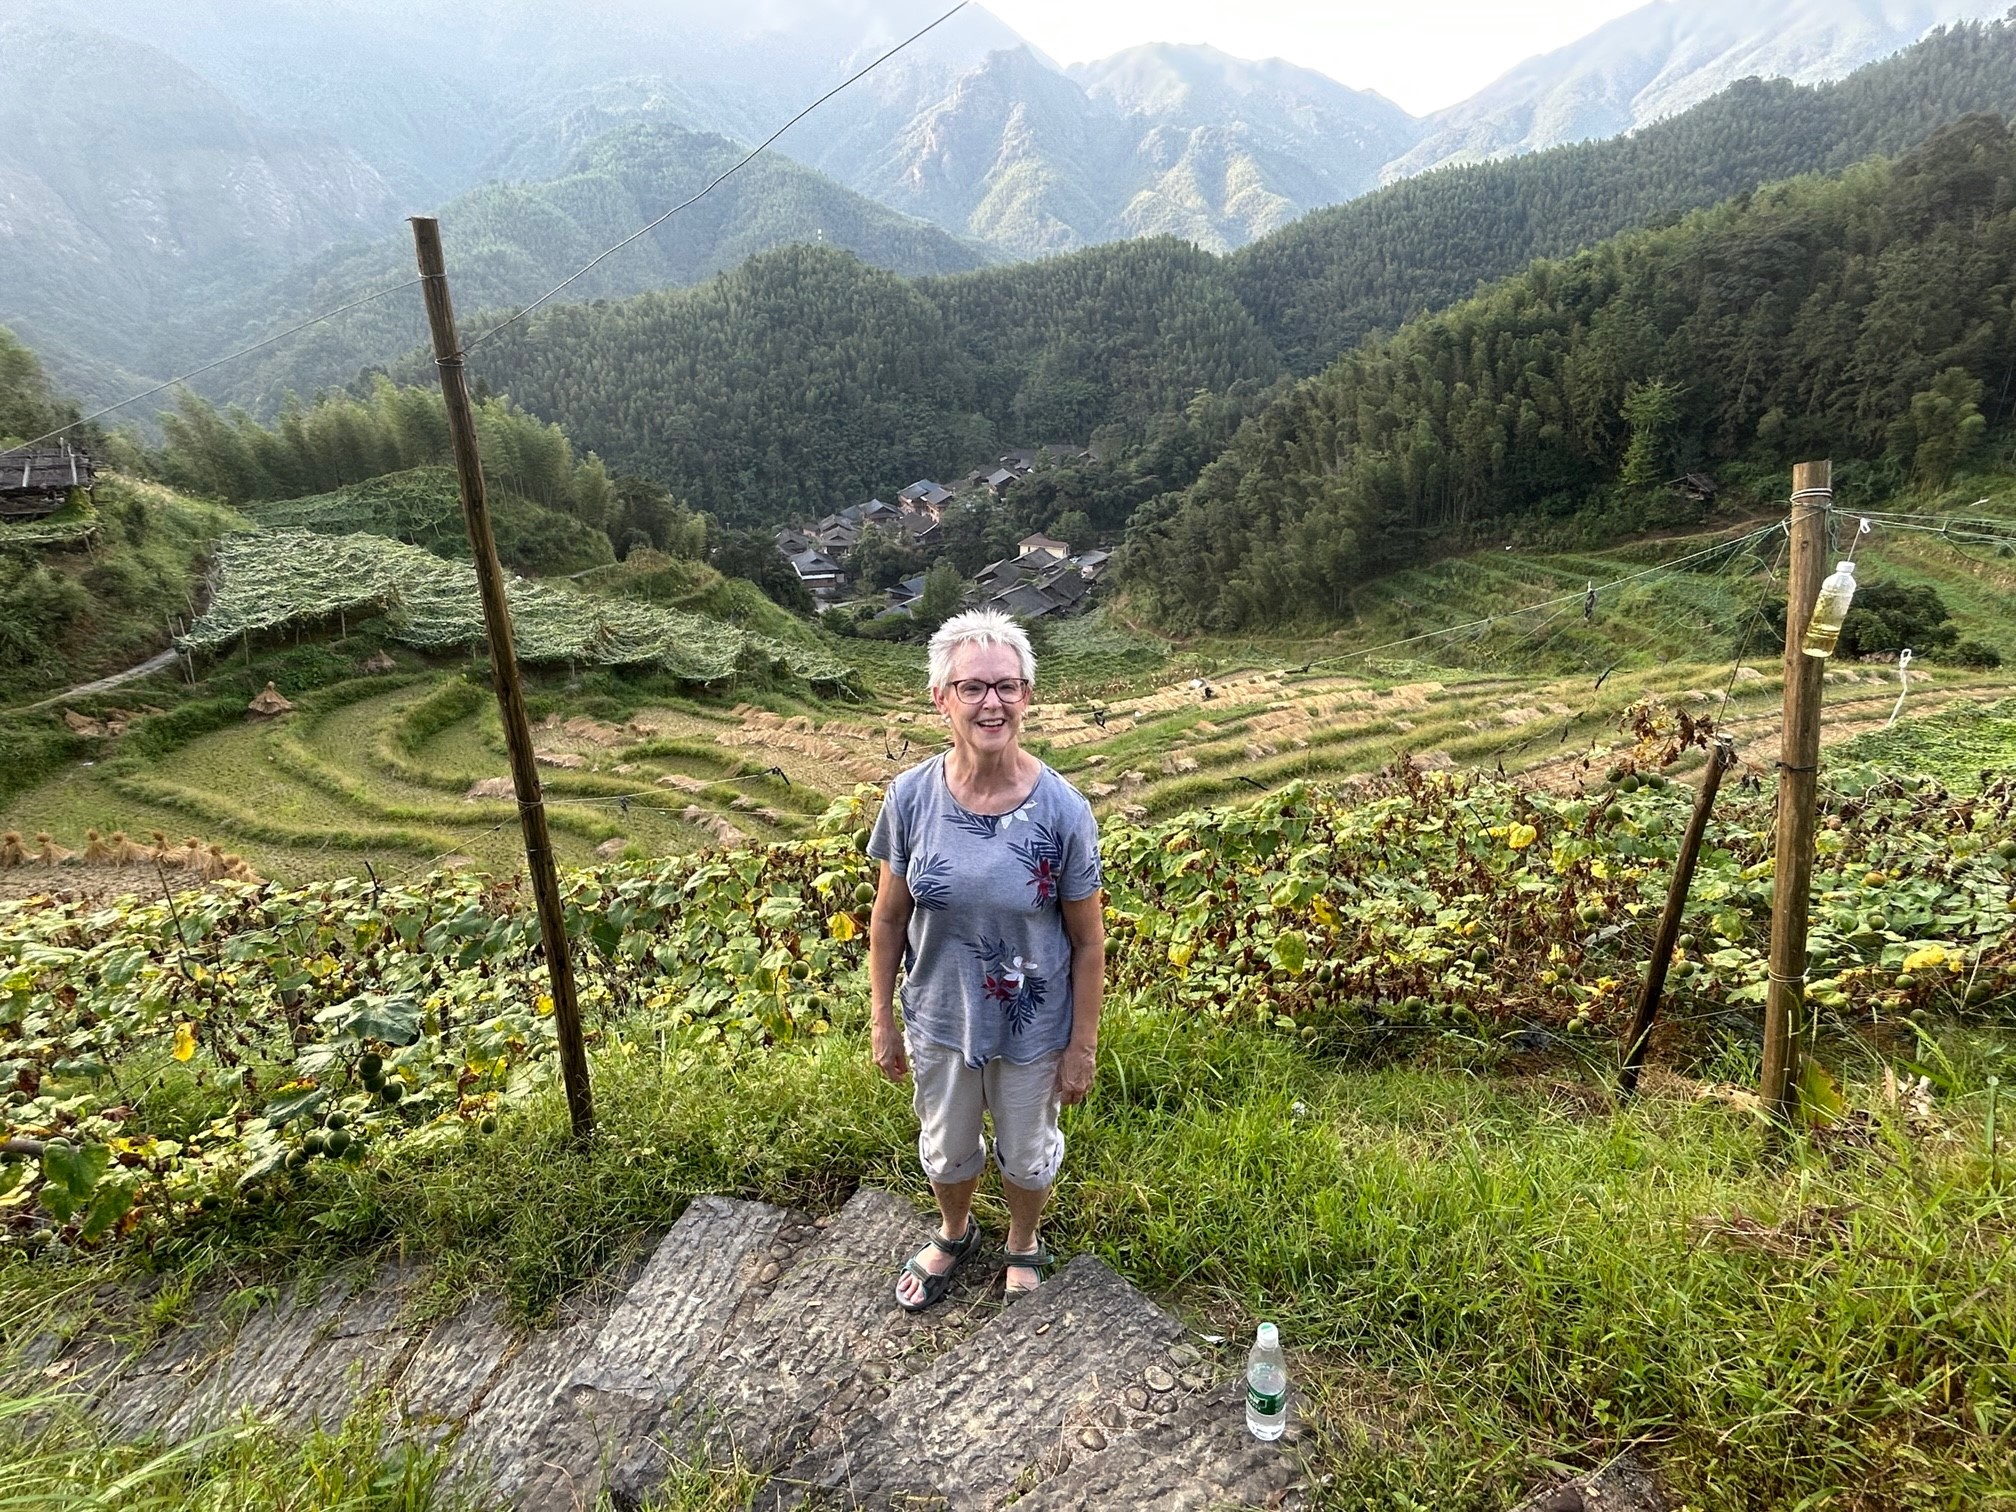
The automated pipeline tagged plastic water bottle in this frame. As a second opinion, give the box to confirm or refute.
[1245,1322,1288,1440]
[1803,560,1858,658]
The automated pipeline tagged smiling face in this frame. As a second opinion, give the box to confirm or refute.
[930,640,1032,759]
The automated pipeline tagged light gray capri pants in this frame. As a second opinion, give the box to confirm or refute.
[906,1033,1065,1191]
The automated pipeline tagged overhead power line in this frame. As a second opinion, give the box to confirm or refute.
[1299,522,1785,674]
[464,0,973,353]
[12,279,426,453]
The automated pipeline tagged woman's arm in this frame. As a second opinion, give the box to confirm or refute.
[868,861,916,1083]
[1057,892,1106,1105]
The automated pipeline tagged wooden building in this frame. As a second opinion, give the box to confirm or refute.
[0,443,95,519]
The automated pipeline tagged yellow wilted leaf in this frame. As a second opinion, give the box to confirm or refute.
[1507,823,1537,851]
[1168,940,1196,969]
[1310,897,1336,928]
[828,911,859,942]
[171,1022,197,1062]
[536,993,555,1017]
[1901,945,1948,973]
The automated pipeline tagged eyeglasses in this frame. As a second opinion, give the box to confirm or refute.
[948,677,1032,705]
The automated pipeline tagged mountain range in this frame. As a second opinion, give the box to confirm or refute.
[1,0,2005,409]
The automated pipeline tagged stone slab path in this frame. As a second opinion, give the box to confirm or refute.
[37,1189,1309,1511]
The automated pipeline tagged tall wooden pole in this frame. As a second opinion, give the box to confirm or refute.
[1761,460,1831,1125]
[411,217,595,1141]
[1619,736,1734,1099]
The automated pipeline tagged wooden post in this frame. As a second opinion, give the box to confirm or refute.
[1619,737,1734,1098]
[411,217,595,1141]
[1761,461,1831,1125]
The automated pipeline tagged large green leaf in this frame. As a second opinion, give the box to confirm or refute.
[316,993,423,1047]
[79,1176,137,1242]
[264,1086,329,1128]
[39,1139,110,1223]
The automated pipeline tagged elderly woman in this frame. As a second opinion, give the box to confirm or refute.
[868,608,1105,1310]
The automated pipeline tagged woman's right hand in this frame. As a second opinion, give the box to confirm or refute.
[871,1013,908,1084]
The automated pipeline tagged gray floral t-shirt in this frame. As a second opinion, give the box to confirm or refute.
[869,754,1103,1068]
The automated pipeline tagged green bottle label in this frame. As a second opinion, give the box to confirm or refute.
[1247,1383,1286,1416]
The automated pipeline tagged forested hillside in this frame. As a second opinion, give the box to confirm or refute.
[0,328,77,448]
[459,239,1284,523]
[1123,117,2016,630]
[314,19,2016,534]
[1232,16,2016,373]
[163,123,989,418]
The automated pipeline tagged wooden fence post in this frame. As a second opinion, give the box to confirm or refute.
[1761,461,1831,1125]
[411,217,595,1142]
[1619,736,1734,1099]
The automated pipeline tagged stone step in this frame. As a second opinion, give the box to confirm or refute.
[610,1187,999,1506]
[770,1253,1208,1511]
[1004,1382,1303,1512]
[501,1194,794,1509]
[91,1262,428,1441]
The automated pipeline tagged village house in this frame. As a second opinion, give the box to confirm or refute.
[896,480,953,518]
[0,442,95,519]
[787,549,847,596]
[1017,532,1068,561]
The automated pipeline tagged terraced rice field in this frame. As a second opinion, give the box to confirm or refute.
[4,506,2009,887]
[4,644,2003,891]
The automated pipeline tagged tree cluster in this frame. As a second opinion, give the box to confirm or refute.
[459,239,1285,526]
[1230,18,2016,375]
[1123,118,2016,630]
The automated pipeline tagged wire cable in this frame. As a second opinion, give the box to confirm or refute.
[464,0,972,353]
[1302,523,1784,675]
[11,278,425,451]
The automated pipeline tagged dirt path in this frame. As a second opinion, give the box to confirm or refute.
[1519,687,1980,793]
[8,649,180,715]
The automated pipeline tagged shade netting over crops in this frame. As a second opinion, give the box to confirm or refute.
[183,529,849,686]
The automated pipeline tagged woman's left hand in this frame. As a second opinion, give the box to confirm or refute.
[1057,1040,1097,1105]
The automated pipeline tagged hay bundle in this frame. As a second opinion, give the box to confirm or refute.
[1160,754,1199,775]
[178,837,208,871]
[83,829,114,863]
[34,833,71,865]
[465,777,516,801]
[1244,743,1277,761]
[679,805,745,846]
[656,773,707,793]
[1084,781,1117,798]
[112,832,152,865]
[247,682,294,717]
[0,832,24,868]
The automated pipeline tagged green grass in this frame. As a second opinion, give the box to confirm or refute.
[0,1382,491,1511]
[56,1003,2014,1510]
[1832,696,2016,791]
[0,475,247,709]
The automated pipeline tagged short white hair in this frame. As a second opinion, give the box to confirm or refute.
[927,609,1036,692]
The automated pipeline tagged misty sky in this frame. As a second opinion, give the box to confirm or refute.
[980,0,1651,114]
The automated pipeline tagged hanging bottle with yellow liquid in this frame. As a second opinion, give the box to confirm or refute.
[1803,560,1858,658]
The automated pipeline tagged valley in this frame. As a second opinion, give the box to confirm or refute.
[2,6,2015,1509]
